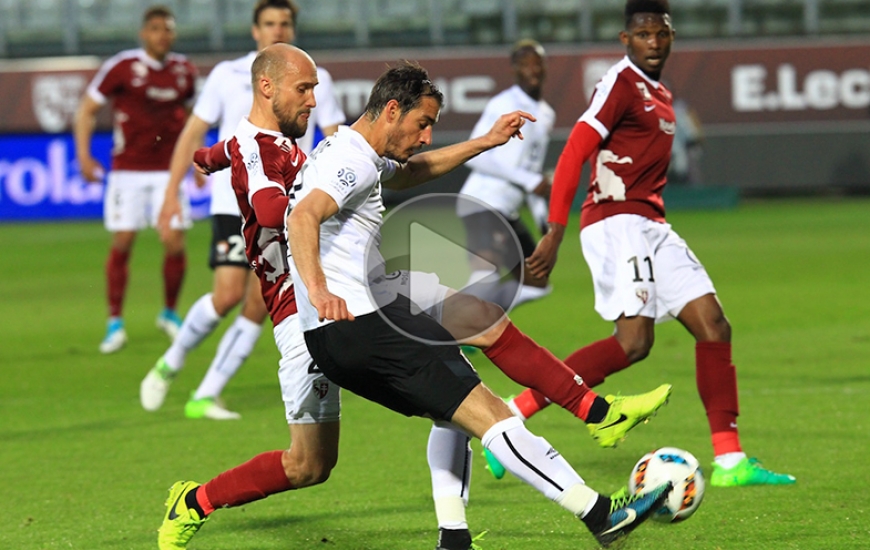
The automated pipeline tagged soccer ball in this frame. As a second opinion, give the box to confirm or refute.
[628,447,705,523]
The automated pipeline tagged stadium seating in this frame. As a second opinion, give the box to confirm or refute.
[1,0,868,58]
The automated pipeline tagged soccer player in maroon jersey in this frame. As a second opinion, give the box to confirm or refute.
[502,0,795,488]
[74,6,197,354]
[141,0,345,421]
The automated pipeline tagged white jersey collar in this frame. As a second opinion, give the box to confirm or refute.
[623,56,661,89]
[136,48,169,70]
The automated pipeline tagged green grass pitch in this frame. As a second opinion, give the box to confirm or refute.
[1,198,869,549]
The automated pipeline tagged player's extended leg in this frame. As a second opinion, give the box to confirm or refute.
[185,275,268,419]
[141,265,248,412]
[159,315,341,549]
[157,422,340,549]
[441,291,610,422]
[156,227,187,340]
[450,384,672,548]
[441,292,670,449]
[100,230,137,353]
[677,293,795,487]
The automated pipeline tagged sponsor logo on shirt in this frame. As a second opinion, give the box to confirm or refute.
[659,118,676,135]
[146,86,180,101]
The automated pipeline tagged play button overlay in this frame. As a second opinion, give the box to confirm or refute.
[365,193,525,345]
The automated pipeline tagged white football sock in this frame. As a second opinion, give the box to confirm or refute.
[463,269,503,304]
[513,284,553,307]
[714,451,747,469]
[428,422,471,530]
[482,417,588,502]
[506,398,528,421]
[164,293,222,372]
[526,193,549,234]
[192,315,262,400]
[493,280,520,310]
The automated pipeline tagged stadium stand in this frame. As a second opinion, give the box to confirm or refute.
[1,0,869,58]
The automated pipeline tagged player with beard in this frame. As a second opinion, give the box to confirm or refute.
[156,44,322,549]
[141,0,345,420]
[286,61,673,549]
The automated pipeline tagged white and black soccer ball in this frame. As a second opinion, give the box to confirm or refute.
[628,447,705,523]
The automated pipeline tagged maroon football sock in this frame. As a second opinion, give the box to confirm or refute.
[162,252,186,310]
[106,248,130,317]
[696,341,742,455]
[200,450,292,514]
[483,322,597,420]
[511,336,631,420]
[563,336,631,388]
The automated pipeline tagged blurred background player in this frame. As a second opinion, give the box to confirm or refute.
[74,5,197,354]
[512,0,796,487]
[140,0,345,419]
[457,39,554,311]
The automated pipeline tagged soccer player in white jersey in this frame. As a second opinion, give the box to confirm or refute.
[140,0,345,420]
[286,61,672,549]
[510,0,795,487]
[157,54,671,550]
[457,39,554,310]
[74,6,197,354]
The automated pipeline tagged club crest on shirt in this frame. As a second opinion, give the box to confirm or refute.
[636,288,649,304]
[636,82,652,101]
[131,61,148,87]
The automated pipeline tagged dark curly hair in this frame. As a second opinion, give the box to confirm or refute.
[625,0,670,27]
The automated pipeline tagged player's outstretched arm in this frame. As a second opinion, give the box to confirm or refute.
[193,141,230,175]
[386,110,536,190]
[287,190,355,322]
[157,115,210,241]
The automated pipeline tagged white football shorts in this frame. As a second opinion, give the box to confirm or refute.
[103,170,191,232]
[275,270,448,425]
[580,214,716,323]
[274,313,341,425]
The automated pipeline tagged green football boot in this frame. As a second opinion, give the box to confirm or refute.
[587,384,673,448]
[158,481,208,549]
[481,448,506,480]
[710,457,796,487]
[185,394,241,420]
